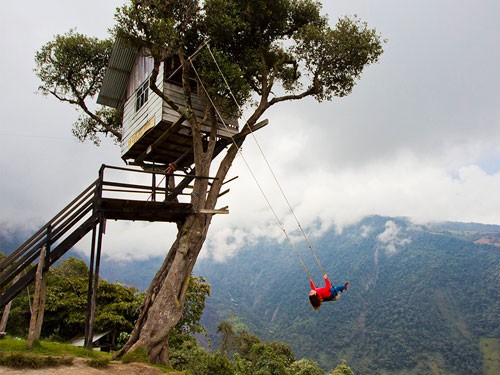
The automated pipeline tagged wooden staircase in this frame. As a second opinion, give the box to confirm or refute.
[0,164,195,308]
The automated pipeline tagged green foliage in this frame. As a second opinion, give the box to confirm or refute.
[289,359,325,375]
[0,336,112,369]
[170,338,234,375]
[203,0,384,104]
[121,347,151,364]
[197,217,500,374]
[251,344,289,375]
[176,275,211,335]
[0,337,91,358]
[34,29,120,144]
[295,15,385,100]
[7,257,142,345]
[37,0,383,144]
[169,319,328,375]
[0,351,72,369]
[481,338,500,375]
[217,320,236,357]
[168,275,211,350]
[7,256,209,355]
[328,359,354,375]
[86,357,110,368]
[113,0,200,52]
[35,29,111,99]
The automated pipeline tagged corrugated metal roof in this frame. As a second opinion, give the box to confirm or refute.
[97,38,138,108]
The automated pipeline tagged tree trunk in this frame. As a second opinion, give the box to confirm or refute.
[117,90,267,365]
[119,212,212,363]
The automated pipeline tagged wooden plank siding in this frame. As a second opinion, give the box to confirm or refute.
[120,59,239,167]
[121,64,164,156]
[162,82,238,138]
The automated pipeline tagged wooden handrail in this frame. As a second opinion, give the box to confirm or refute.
[0,164,219,307]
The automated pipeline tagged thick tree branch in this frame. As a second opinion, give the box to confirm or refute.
[268,86,317,106]
[150,59,181,113]
[50,90,122,140]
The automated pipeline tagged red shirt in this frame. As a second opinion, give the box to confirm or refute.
[310,277,332,300]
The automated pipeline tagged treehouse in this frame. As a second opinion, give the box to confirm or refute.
[97,38,239,169]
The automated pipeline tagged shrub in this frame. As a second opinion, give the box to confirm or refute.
[121,347,150,364]
[0,351,73,368]
[87,357,110,368]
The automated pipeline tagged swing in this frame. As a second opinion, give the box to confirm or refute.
[198,44,352,311]
[144,41,342,308]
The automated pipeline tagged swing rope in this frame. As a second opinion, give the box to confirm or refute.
[145,40,212,202]
[204,44,326,277]
[189,58,313,279]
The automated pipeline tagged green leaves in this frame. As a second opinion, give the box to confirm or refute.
[113,0,201,55]
[34,30,122,143]
[35,29,112,101]
[203,0,384,109]
[36,0,384,146]
[171,275,210,336]
[295,15,385,101]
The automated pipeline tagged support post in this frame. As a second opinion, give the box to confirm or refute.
[151,151,156,201]
[84,224,98,348]
[85,216,105,349]
[85,167,104,349]
[27,246,48,346]
[0,273,22,334]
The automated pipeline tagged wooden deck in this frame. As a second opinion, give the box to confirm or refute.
[121,118,195,168]
[100,198,193,222]
[0,165,208,308]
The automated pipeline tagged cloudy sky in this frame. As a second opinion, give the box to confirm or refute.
[1,1,499,262]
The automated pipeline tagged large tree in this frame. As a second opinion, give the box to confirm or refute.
[35,0,383,364]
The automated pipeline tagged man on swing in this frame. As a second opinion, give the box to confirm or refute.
[309,274,349,310]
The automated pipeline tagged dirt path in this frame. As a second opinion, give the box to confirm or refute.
[0,358,176,375]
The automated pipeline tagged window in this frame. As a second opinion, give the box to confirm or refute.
[136,79,149,111]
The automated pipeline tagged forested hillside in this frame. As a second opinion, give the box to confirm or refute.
[2,216,499,374]
[195,216,500,374]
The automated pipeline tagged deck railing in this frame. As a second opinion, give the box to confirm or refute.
[0,164,201,307]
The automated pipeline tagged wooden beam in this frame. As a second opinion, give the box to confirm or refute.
[198,207,229,215]
[223,176,239,185]
[217,188,230,198]
[165,137,234,201]
[233,119,269,141]
[135,114,187,163]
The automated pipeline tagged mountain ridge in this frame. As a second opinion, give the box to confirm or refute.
[1,216,499,374]
[195,216,500,374]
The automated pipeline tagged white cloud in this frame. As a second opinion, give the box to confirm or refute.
[360,225,372,238]
[2,0,500,263]
[376,220,411,255]
[72,221,178,262]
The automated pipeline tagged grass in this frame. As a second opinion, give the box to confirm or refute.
[0,336,111,369]
[0,337,177,372]
[480,337,500,375]
[121,347,150,364]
